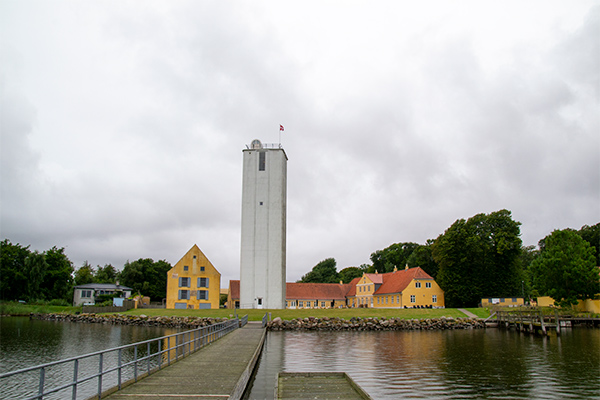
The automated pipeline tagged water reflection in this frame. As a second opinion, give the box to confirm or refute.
[0,317,178,400]
[246,329,600,399]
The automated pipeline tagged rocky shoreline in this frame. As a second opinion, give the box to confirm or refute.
[30,313,487,331]
[30,313,228,329]
[267,316,486,331]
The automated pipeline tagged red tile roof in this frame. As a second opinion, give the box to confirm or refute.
[229,280,240,299]
[227,267,434,301]
[364,273,383,284]
[286,282,348,300]
[345,277,361,297]
[375,267,433,295]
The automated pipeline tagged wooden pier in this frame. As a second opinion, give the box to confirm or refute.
[100,321,265,400]
[495,309,600,336]
[276,372,373,400]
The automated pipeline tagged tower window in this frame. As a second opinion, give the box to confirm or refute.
[259,151,266,171]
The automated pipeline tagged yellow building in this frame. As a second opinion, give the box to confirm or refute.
[166,245,221,309]
[481,297,525,307]
[350,267,445,308]
[227,267,444,309]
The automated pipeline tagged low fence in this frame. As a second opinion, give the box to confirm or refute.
[0,318,239,400]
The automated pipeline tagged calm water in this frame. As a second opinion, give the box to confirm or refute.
[0,317,178,400]
[1,318,598,400]
[247,329,600,399]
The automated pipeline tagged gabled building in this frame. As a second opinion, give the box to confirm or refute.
[369,267,444,308]
[227,267,444,309]
[166,245,221,310]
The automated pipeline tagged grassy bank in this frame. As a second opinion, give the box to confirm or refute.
[0,301,82,316]
[121,307,491,321]
[0,301,490,320]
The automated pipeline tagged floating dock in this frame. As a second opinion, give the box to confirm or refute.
[276,372,373,400]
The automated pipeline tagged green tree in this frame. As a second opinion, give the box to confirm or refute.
[406,240,438,279]
[299,258,338,283]
[529,229,598,307]
[119,258,171,301]
[370,242,419,273]
[95,264,118,283]
[432,209,523,307]
[0,239,31,300]
[338,266,364,283]
[41,246,74,301]
[24,251,48,301]
[578,223,599,266]
[74,262,95,286]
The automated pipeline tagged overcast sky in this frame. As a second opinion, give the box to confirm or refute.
[1,1,599,287]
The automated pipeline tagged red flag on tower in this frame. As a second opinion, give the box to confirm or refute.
[280,124,284,131]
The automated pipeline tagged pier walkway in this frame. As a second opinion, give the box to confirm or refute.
[103,321,266,400]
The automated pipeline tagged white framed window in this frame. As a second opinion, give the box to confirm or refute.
[432,295,437,303]
[410,295,416,303]
[299,301,304,307]
[321,301,326,307]
[426,282,431,288]
[81,290,92,298]
[415,282,421,288]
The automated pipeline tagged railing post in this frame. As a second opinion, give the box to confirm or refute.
[38,366,45,400]
[72,359,78,400]
[134,346,138,382]
[118,349,122,389]
[147,342,151,374]
[98,353,103,399]
[158,339,162,370]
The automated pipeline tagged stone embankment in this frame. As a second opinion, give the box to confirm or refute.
[30,313,227,329]
[267,316,486,331]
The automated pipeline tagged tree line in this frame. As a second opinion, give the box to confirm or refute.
[0,239,171,303]
[299,210,599,308]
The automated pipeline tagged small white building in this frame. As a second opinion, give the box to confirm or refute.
[73,283,133,306]
[240,139,287,309]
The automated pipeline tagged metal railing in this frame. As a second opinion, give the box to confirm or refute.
[0,318,239,400]
[262,312,269,328]
[240,314,249,327]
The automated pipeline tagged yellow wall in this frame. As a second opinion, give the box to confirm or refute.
[537,296,600,313]
[574,299,600,313]
[481,297,525,307]
[371,278,445,308]
[166,245,221,309]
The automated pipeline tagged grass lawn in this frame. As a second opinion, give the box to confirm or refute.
[121,307,486,321]
[0,301,493,321]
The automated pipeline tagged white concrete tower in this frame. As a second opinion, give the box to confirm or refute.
[240,139,287,309]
